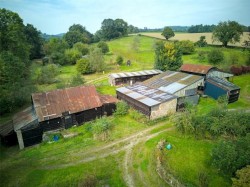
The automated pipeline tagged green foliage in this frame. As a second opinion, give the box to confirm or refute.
[97,41,109,54]
[208,49,224,65]
[114,101,129,116]
[188,24,216,33]
[64,24,93,47]
[198,172,209,187]
[89,47,105,72]
[99,18,128,40]
[33,63,59,84]
[154,41,183,71]
[69,74,85,87]
[131,35,140,52]
[232,165,250,187]
[116,55,123,65]
[64,48,82,64]
[212,21,243,47]
[0,8,30,62]
[92,117,113,141]
[76,58,94,74]
[197,51,206,62]
[161,27,175,40]
[228,52,239,65]
[195,36,207,47]
[212,134,250,175]
[24,23,44,59]
[178,40,195,54]
[0,52,33,113]
[73,42,89,55]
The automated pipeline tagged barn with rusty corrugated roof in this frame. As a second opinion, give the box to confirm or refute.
[12,85,118,149]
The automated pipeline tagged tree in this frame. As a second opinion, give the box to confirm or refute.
[208,49,224,65]
[97,41,109,54]
[100,18,128,40]
[89,47,105,72]
[232,165,250,187]
[69,74,85,87]
[64,24,93,47]
[116,55,123,65]
[178,40,195,54]
[76,58,94,74]
[131,35,140,52]
[73,42,89,55]
[195,36,207,47]
[212,21,243,47]
[24,23,44,59]
[161,27,175,40]
[0,8,30,62]
[64,48,82,64]
[154,41,183,71]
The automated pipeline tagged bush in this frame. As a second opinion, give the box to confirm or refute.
[92,117,113,141]
[76,58,94,74]
[129,108,146,123]
[178,40,195,54]
[73,42,89,55]
[195,36,207,47]
[116,55,123,65]
[33,63,59,84]
[69,74,85,87]
[208,49,224,65]
[64,48,82,64]
[97,41,109,54]
[197,51,206,62]
[114,101,129,116]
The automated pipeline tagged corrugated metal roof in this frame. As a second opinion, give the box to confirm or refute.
[32,86,103,122]
[13,106,38,131]
[0,121,14,136]
[142,70,203,94]
[180,64,213,75]
[109,69,162,79]
[117,84,177,107]
[99,94,119,104]
[207,77,240,91]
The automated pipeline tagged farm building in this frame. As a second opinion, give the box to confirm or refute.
[117,71,204,118]
[141,71,204,110]
[109,69,162,86]
[0,121,17,146]
[117,84,177,120]
[11,85,118,149]
[204,77,240,103]
[180,64,233,79]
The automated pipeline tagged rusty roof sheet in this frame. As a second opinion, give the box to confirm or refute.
[180,64,214,75]
[13,106,38,131]
[32,86,102,122]
[0,121,14,136]
[117,84,177,107]
[109,69,162,79]
[99,94,119,104]
[142,71,203,93]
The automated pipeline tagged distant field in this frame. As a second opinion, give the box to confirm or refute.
[140,32,250,47]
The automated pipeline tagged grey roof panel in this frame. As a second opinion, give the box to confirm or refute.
[139,97,160,106]
[158,82,186,94]
[116,87,131,93]
[127,92,144,99]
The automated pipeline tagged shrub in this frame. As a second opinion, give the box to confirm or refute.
[207,49,224,65]
[195,36,207,47]
[76,58,94,74]
[33,63,59,84]
[116,55,123,65]
[197,51,206,62]
[178,40,195,54]
[73,42,89,55]
[114,101,129,116]
[92,117,113,141]
[129,108,146,123]
[64,48,82,64]
[70,74,85,87]
[97,41,109,54]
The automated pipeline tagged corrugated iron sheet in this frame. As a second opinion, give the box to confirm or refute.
[142,70,203,94]
[32,86,103,122]
[116,84,177,107]
[0,120,14,136]
[206,77,240,91]
[109,69,162,79]
[180,64,213,75]
[99,94,119,104]
[13,106,38,131]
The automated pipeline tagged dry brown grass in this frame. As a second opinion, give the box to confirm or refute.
[140,32,250,47]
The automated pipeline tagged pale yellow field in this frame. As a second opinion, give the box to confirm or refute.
[140,32,250,47]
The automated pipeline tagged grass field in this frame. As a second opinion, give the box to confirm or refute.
[140,32,250,47]
[1,35,250,187]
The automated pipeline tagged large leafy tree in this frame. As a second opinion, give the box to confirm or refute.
[161,27,175,40]
[64,24,93,47]
[154,41,183,71]
[0,8,29,62]
[212,21,243,47]
[100,18,128,40]
[24,23,44,59]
